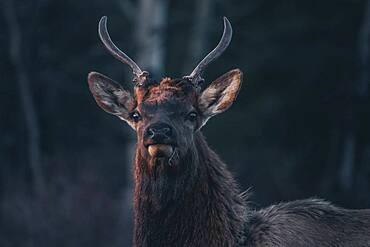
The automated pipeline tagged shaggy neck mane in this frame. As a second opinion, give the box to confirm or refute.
[133,132,246,246]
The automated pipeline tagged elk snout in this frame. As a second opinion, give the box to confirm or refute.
[145,123,173,142]
[144,123,175,158]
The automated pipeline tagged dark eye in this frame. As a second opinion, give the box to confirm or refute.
[187,112,198,122]
[130,111,141,122]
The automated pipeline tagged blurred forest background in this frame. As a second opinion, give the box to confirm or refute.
[1,0,370,246]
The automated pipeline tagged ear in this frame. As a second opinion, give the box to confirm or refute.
[198,69,242,123]
[87,72,135,122]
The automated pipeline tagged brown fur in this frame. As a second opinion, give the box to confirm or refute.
[135,77,196,104]
[88,69,370,247]
[133,132,246,246]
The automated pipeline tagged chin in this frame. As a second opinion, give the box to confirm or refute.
[144,144,180,170]
[136,147,198,209]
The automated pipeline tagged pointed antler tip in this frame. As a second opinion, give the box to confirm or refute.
[99,16,107,24]
[223,17,232,31]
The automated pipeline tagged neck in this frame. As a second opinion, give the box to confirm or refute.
[133,132,246,247]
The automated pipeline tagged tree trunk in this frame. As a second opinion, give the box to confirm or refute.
[135,0,168,79]
[182,0,212,75]
[358,0,370,97]
[339,0,370,193]
[3,0,45,197]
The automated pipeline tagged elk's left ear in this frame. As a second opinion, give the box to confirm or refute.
[199,69,242,120]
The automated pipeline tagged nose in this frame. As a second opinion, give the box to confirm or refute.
[145,123,173,141]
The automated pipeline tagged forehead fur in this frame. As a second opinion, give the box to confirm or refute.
[142,77,196,104]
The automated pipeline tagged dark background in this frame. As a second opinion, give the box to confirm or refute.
[1,0,370,246]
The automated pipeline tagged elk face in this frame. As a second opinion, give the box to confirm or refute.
[87,16,242,171]
[88,70,242,169]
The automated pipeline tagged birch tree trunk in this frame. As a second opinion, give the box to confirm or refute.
[3,0,45,197]
[136,0,168,78]
[182,0,212,74]
[339,0,370,192]
[359,0,370,97]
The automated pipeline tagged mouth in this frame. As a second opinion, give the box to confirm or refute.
[147,144,174,158]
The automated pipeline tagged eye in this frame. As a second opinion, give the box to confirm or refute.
[186,111,198,122]
[130,111,141,122]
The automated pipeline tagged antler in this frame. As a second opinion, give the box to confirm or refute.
[184,17,233,87]
[98,16,149,84]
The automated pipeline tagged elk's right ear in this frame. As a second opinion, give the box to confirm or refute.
[87,72,135,121]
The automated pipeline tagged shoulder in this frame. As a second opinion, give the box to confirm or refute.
[259,198,344,220]
[241,198,370,247]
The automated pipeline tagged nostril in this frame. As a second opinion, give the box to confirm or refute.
[147,128,155,137]
[163,127,171,135]
[146,123,173,140]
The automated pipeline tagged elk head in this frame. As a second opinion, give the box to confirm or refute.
[88,16,242,180]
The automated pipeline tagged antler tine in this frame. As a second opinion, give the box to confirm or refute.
[98,16,147,80]
[185,17,233,86]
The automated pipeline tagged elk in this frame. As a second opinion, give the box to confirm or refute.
[87,16,370,247]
